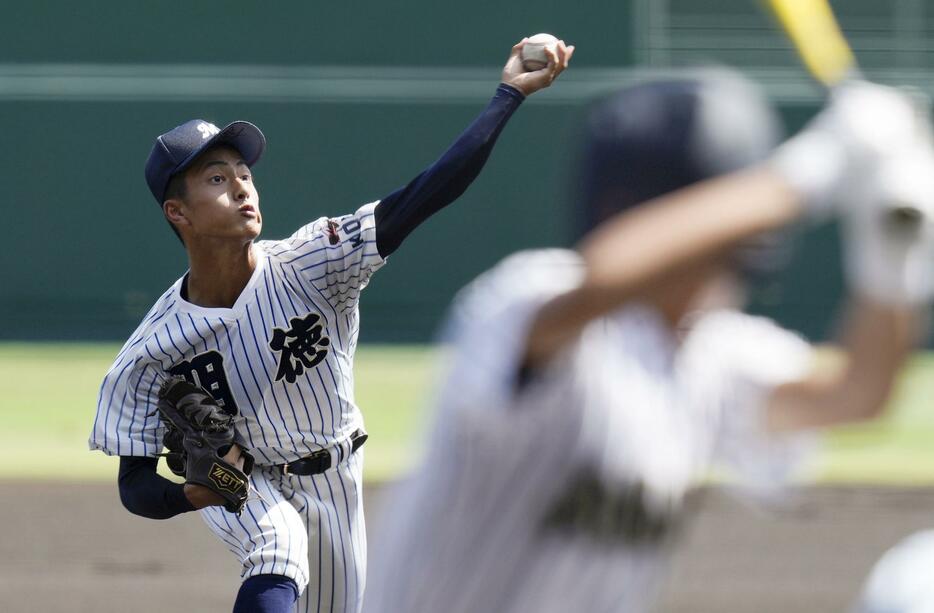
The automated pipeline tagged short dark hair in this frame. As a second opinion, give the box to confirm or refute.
[163,172,187,245]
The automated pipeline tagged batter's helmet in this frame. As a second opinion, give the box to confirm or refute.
[574,68,782,238]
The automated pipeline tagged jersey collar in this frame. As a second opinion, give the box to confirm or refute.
[174,244,267,319]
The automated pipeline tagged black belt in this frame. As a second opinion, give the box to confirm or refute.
[278,429,368,476]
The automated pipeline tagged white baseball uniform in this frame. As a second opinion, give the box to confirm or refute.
[364,249,814,613]
[90,201,383,613]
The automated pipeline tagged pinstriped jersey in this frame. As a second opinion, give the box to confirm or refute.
[89,201,385,465]
[365,249,814,613]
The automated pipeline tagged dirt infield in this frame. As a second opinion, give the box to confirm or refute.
[3,482,933,613]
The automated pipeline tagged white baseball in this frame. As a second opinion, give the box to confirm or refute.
[520,33,559,72]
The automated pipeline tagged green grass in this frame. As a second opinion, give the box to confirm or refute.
[2,342,934,484]
[814,354,934,484]
[0,342,436,482]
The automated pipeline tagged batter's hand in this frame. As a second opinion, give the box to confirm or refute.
[843,141,934,305]
[183,444,247,509]
[501,38,574,97]
[772,82,924,218]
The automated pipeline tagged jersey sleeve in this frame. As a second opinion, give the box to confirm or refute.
[694,313,818,497]
[434,249,585,417]
[273,201,386,312]
[372,84,525,257]
[88,349,166,457]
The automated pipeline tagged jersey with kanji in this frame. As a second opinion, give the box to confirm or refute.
[90,201,384,465]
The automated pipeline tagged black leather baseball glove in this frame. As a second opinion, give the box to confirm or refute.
[156,376,254,514]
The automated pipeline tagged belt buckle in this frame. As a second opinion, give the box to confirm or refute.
[283,440,356,477]
[310,448,330,466]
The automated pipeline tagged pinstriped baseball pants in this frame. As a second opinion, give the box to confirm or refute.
[200,449,367,613]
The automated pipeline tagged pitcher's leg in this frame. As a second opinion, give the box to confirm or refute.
[200,470,310,605]
[291,449,366,613]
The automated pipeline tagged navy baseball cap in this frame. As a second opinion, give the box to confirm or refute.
[144,119,266,204]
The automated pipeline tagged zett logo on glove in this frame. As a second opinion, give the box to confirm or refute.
[209,463,247,495]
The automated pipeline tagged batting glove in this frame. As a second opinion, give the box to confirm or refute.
[771,81,926,219]
[843,142,934,306]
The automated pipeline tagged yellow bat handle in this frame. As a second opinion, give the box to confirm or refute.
[767,0,857,86]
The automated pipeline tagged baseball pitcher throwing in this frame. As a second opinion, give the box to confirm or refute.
[89,38,573,613]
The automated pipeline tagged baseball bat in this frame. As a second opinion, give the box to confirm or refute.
[766,0,930,229]
[765,0,858,87]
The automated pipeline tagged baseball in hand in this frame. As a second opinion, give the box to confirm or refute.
[520,33,559,72]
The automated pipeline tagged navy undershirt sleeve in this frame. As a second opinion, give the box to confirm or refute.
[118,456,195,520]
[373,83,525,257]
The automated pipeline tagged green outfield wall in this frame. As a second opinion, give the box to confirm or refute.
[1,1,927,342]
